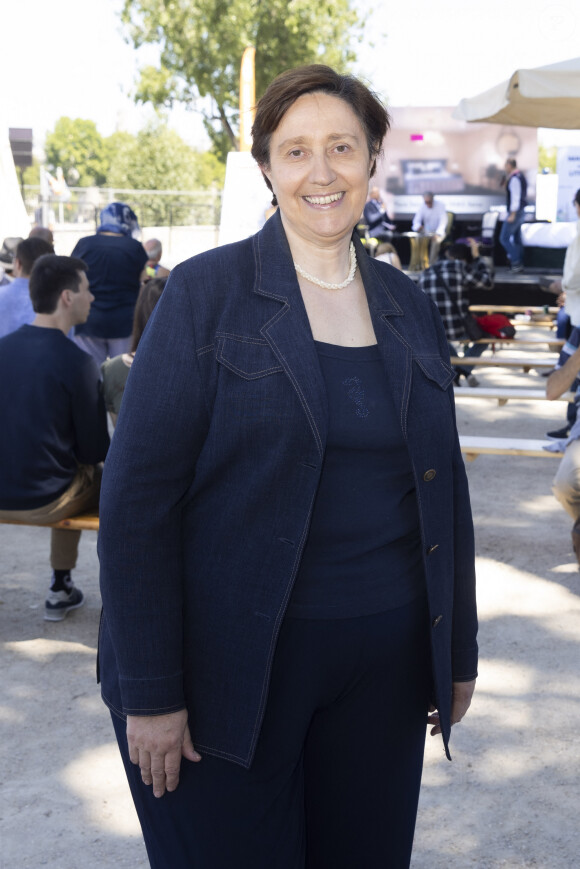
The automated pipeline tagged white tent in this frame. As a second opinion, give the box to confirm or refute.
[453,57,580,129]
[0,130,31,242]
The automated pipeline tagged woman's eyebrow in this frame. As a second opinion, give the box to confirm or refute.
[276,132,360,152]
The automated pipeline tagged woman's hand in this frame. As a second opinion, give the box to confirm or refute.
[127,709,201,798]
[427,678,476,736]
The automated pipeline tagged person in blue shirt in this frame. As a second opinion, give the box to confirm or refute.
[0,237,54,338]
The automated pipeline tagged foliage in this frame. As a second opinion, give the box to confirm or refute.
[121,0,362,157]
[44,117,110,186]
[538,145,557,175]
[106,123,225,224]
[21,159,41,186]
[41,117,225,224]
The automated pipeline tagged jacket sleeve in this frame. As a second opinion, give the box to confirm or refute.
[98,265,210,715]
[429,296,479,681]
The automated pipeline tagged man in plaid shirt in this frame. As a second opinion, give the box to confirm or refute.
[418,239,493,385]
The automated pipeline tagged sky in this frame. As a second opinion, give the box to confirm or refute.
[2,0,580,156]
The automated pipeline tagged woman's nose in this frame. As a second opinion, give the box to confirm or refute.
[308,153,337,186]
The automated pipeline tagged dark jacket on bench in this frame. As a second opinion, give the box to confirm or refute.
[98,212,478,767]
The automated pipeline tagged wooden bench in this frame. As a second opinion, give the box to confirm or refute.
[449,356,556,372]
[460,435,563,461]
[0,512,99,531]
[454,387,574,405]
[469,305,559,315]
[458,337,563,348]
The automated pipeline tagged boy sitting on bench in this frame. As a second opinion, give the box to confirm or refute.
[0,255,109,619]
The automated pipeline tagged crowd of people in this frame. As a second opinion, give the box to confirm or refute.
[0,213,170,618]
[1,61,579,867]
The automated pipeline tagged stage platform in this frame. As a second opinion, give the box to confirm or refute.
[469,267,562,308]
[404,265,562,308]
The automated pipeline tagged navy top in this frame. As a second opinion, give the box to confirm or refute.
[0,326,110,509]
[72,234,148,338]
[287,341,425,619]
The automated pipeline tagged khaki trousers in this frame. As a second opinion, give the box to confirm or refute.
[552,439,580,522]
[0,466,101,570]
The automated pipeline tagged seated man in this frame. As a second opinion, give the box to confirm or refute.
[546,328,580,564]
[0,255,110,620]
[0,237,54,338]
[363,186,395,241]
[143,238,170,280]
[412,191,448,263]
[418,239,493,386]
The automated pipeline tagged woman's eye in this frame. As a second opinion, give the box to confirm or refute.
[288,149,303,158]
[335,144,350,154]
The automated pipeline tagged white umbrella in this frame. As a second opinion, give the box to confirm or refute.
[453,57,580,128]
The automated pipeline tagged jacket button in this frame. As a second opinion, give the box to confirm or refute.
[432,614,443,628]
[423,469,437,482]
[427,544,439,555]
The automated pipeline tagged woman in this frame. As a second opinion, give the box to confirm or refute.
[101,277,167,426]
[71,202,148,366]
[98,65,478,868]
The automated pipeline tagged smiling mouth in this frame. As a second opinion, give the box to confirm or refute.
[303,192,345,206]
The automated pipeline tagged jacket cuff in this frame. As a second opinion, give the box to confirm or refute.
[119,671,186,716]
[452,646,478,683]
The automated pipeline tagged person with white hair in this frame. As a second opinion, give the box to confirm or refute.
[144,238,170,280]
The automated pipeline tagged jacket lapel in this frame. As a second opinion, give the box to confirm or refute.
[253,213,328,458]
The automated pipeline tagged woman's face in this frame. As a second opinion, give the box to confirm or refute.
[261,92,373,248]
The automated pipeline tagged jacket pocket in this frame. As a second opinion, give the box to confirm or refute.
[216,335,284,380]
[413,354,456,390]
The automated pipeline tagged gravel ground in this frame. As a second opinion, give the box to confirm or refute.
[1,354,579,868]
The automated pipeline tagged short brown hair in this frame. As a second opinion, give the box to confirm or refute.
[15,237,54,276]
[29,254,87,314]
[251,65,390,204]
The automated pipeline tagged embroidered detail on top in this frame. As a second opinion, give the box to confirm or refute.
[343,376,370,418]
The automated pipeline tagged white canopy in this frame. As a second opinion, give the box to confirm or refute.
[0,130,30,241]
[453,57,580,129]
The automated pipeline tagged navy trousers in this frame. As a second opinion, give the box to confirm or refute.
[112,595,432,869]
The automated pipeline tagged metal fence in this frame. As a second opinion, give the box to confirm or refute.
[23,186,223,229]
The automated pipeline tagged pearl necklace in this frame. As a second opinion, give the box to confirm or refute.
[293,242,357,290]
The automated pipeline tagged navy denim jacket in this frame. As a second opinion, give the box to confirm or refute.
[98,211,478,767]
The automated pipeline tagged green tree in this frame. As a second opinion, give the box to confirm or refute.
[121,0,361,160]
[44,117,110,186]
[106,123,224,224]
[22,158,41,186]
